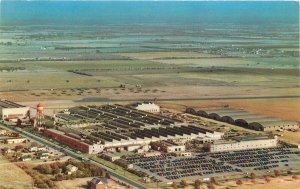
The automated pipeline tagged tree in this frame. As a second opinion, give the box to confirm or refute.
[236,180,243,186]
[35,164,52,174]
[210,177,217,185]
[292,175,298,180]
[250,172,256,183]
[195,179,203,186]
[180,180,188,187]
[105,172,111,179]
[264,176,271,183]
[46,180,55,187]
[274,170,280,177]
[194,179,202,189]
[171,182,177,189]
[208,183,215,189]
[55,174,64,181]
[14,145,24,152]
[16,119,22,127]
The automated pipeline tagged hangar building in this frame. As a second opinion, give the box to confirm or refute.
[0,99,30,120]
[186,108,299,131]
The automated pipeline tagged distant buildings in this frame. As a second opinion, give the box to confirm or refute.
[132,102,160,113]
[0,99,29,121]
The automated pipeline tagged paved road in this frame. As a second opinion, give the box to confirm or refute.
[75,95,300,103]
[0,123,147,189]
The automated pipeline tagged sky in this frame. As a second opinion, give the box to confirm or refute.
[0,0,299,1]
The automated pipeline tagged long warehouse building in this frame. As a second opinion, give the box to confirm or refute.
[0,99,30,120]
[208,135,278,152]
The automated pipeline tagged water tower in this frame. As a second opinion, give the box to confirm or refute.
[35,103,45,127]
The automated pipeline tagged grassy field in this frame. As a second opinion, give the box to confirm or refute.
[117,51,221,60]
[159,98,300,122]
[0,155,35,189]
[55,177,129,189]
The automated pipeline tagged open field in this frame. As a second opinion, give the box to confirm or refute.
[162,175,300,189]
[0,155,35,189]
[56,177,129,189]
[117,51,221,60]
[219,176,300,189]
[159,98,300,123]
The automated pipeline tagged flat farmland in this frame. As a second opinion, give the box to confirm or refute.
[0,59,299,105]
[117,51,220,60]
[159,98,300,122]
[0,71,120,91]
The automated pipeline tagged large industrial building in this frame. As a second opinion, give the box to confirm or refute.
[50,104,223,154]
[0,99,30,120]
[207,135,278,152]
[186,108,299,131]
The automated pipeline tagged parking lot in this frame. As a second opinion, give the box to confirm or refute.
[127,147,300,181]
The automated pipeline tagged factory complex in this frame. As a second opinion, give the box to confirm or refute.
[1,99,299,182]
[51,104,223,154]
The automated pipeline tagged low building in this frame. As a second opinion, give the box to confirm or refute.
[21,156,32,161]
[0,99,30,120]
[178,152,192,157]
[66,165,78,175]
[43,129,104,154]
[39,155,49,160]
[143,151,161,157]
[102,153,121,162]
[29,146,38,152]
[29,146,47,152]
[90,177,108,189]
[132,102,160,113]
[1,147,13,154]
[208,135,278,152]
[5,137,27,144]
[0,129,7,135]
[38,151,49,156]
[150,141,185,153]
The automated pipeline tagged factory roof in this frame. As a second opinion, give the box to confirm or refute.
[189,107,299,131]
[132,101,158,107]
[0,99,25,109]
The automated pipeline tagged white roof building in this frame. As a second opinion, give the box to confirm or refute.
[0,99,29,120]
[132,102,160,113]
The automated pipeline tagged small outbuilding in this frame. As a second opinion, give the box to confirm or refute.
[90,177,108,189]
